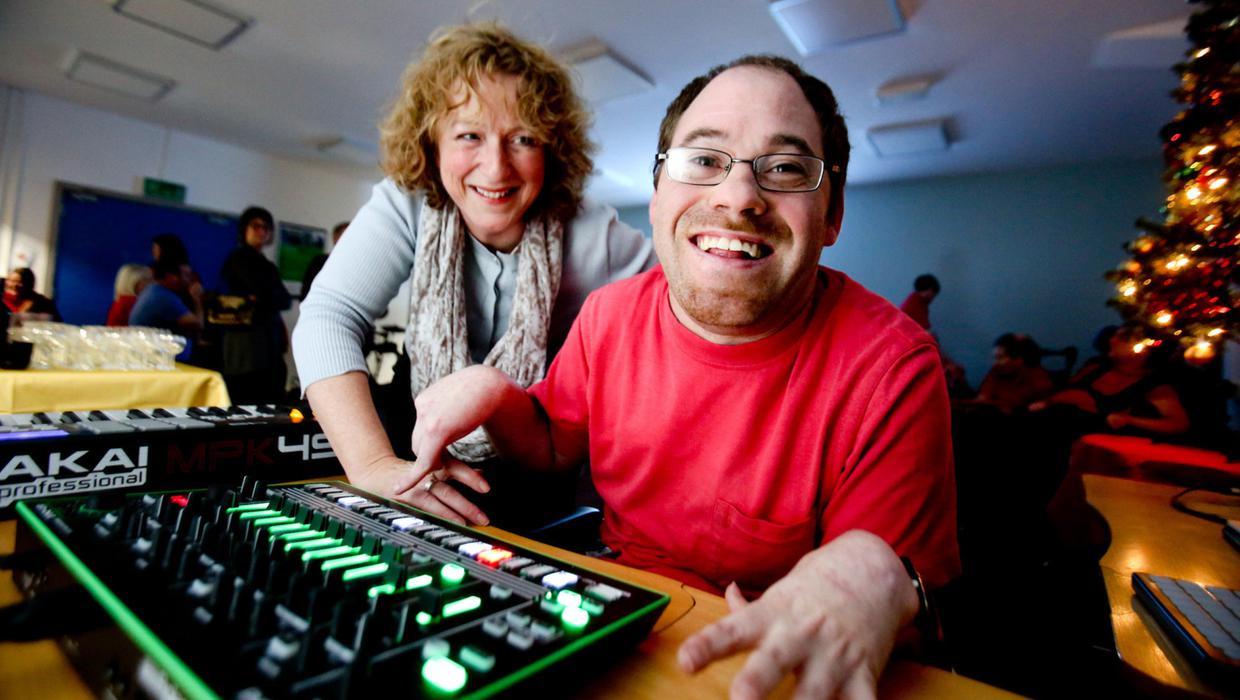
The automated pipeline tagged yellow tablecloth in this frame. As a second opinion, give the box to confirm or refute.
[0,363,231,413]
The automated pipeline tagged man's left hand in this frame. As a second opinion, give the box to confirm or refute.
[677,530,919,699]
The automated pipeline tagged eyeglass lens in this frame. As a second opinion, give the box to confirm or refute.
[663,147,824,192]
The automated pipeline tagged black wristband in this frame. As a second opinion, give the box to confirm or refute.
[900,556,939,643]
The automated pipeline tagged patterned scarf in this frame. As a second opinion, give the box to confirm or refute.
[406,200,563,461]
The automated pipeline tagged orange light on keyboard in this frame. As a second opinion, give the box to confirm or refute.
[477,548,513,567]
[288,408,304,423]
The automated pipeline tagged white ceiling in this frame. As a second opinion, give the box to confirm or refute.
[0,0,1190,207]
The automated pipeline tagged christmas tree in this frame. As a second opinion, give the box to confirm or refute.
[1107,0,1238,365]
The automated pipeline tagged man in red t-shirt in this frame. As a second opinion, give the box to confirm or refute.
[398,56,959,699]
[899,273,940,330]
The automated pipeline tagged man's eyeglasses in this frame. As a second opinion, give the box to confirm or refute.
[655,146,835,193]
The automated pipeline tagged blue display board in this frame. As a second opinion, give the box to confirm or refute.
[51,183,238,326]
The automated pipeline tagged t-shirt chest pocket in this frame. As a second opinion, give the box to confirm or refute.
[706,498,817,592]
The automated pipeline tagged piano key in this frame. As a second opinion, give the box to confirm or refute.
[59,411,84,423]
[124,418,182,432]
[152,408,176,418]
[78,421,138,434]
[156,417,214,430]
[32,412,55,424]
[88,410,111,421]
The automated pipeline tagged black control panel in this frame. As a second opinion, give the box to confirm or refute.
[13,478,669,698]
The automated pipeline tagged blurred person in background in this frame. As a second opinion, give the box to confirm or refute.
[107,262,153,326]
[4,268,61,321]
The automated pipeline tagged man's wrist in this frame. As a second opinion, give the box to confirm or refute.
[899,556,940,643]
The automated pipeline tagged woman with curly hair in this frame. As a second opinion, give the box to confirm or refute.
[293,23,653,522]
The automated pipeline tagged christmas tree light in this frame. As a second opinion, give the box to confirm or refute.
[1107,0,1239,365]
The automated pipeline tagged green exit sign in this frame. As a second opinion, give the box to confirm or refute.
[143,177,186,203]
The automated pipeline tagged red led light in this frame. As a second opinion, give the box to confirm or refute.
[170,495,189,508]
[477,548,513,567]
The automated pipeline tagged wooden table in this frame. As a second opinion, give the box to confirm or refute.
[0,518,1015,699]
[0,364,230,413]
[1084,474,1240,698]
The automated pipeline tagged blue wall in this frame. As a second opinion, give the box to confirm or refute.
[617,157,1166,384]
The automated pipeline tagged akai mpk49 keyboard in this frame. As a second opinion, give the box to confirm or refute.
[12,478,669,698]
[0,405,338,518]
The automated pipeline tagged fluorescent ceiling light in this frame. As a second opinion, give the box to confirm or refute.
[876,74,938,105]
[769,0,904,56]
[317,136,378,167]
[1094,17,1188,68]
[113,0,250,50]
[65,51,175,101]
[564,40,653,104]
[867,119,949,157]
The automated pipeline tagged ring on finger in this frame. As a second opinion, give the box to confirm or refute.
[421,468,448,492]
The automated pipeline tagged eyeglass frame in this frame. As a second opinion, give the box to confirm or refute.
[653,146,842,193]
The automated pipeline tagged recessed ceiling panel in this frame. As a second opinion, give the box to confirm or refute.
[65,51,175,101]
[769,0,905,56]
[868,119,949,157]
[113,0,249,50]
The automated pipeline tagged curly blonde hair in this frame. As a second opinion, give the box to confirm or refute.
[380,23,594,223]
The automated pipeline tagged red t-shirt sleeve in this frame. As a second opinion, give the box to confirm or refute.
[527,300,593,466]
[820,341,960,589]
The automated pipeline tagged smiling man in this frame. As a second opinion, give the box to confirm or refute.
[406,56,959,698]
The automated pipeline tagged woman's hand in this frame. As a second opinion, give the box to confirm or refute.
[355,453,491,526]
[389,366,525,522]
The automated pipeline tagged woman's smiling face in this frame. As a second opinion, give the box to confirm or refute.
[436,73,546,252]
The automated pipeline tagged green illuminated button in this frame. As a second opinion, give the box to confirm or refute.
[284,537,340,553]
[226,502,271,513]
[423,638,450,659]
[416,611,433,626]
[341,562,390,582]
[268,523,310,535]
[302,545,360,562]
[277,530,323,543]
[238,509,281,521]
[443,595,482,618]
[580,597,605,616]
[459,644,496,673]
[422,656,467,694]
[368,583,398,598]
[319,553,376,571]
[252,515,295,527]
[539,597,564,615]
[555,590,582,609]
[562,605,589,631]
[440,563,466,584]
[407,573,434,590]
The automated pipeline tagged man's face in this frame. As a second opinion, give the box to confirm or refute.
[649,66,841,342]
[992,346,1019,374]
